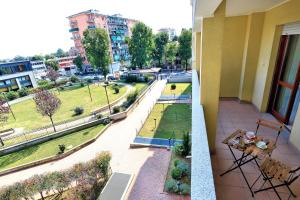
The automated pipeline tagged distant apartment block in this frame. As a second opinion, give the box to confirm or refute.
[30,60,47,80]
[158,28,176,40]
[0,61,37,92]
[67,9,138,64]
[47,56,77,76]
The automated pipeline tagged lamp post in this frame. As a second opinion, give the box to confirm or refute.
[1,92,15,120]
[154,118,157,129]
[103,82,112,115]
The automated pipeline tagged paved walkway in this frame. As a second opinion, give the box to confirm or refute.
[0,80,167,187]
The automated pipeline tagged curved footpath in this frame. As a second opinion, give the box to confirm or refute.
[0,80,167,187]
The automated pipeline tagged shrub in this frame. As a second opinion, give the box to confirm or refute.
[144,75,149,83]
[165,179,179,193]
[80,82,85,87]
[101,118,111,125]
[74,107,84,116]
[125,75,138,83]
[70,75,79,83]
[114,87,119,94]
[179,183,190,195]
[37,80,50,87]
[113,106,121,114]
[96,113,103,119]
[174,159,180,167]
[171,84,176,90]
[125,91,138,107]
[176,161,190,177]
[5,91,18,101]
[171,168,183,180]
[58,144,66,154]
[18,87,29,97]
[174,144,184,156]
[182,132,191,156]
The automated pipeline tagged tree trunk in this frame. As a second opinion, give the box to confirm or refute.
[49,115,56,132]
[40,192,45,200]
[185,59,188,71]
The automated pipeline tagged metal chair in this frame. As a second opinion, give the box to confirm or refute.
[251,157,300,200]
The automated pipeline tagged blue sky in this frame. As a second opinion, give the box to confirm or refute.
[0,0,192,59]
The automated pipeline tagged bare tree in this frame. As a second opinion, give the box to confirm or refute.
[33,90,61,132]
[0,98,9,146]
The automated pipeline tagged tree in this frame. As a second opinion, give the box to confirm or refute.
[11,55,27,61]
[30,55,44,61]
[73,55,83,72]
[152,32,169,67]
[82,28,111,79]
[128,22,153,69]
[30,175,52,200]
[0,98,9,128]
[165,42,178,67]
[33,90,61,132]
[55,48,67,57]
[45,54,55,60]
[45,59,59,71]
[46,67,60,87]
[178,29,192,71]
[172,35,178,42]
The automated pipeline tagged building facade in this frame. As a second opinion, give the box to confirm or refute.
[158,28,176,41]
[30,60,47,80]
[67,10,137,64]
[0,61,37,92]
[47,56,77,76]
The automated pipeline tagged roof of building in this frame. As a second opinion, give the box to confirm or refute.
[0,60,30,66]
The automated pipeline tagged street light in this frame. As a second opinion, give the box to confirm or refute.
[103,82,112,115]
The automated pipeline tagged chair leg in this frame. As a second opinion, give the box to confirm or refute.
[286,184,297,198]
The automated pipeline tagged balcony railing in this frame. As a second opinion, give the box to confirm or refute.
[69,28,79,32]
[191,69,216,200]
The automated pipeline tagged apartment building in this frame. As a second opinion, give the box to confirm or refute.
[30,60,47,80]
[191,0,300,199]
[0,61,37,92]
[67,9,137,64]
[158,28,176,41]
[47,56,77,76]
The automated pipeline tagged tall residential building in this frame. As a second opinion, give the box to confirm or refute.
[67,9,138,64]
[0,61,37,92]
[158,28,176,40]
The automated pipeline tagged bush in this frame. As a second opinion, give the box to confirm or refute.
[70,75,79,83]
[144,75,149,83]
[74,107,84,116]
[5,91,18,101]
[80,82,85,87]
[171,84,176,90]
[101,118,111,125]
[174,144,184,156]
[182,132,191,156]
[113,106,121,114]
[171,168,183,180]
[174,159,180,167]
[176,161,190,177]
[125,91,138,106]
[17,88,29,97]
[96,113,103,119]
[58,144,66,154]
[179,183,190,195]
[114,87,119,94]
[125,75,138,83]
[165,179,179,193]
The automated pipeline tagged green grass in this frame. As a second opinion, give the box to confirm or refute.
[163,83,192,96]
[3,84,127,131]
[139,104,191,139]
[0,124,105,171]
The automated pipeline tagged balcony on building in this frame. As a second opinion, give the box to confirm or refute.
[69,20,78,26]
[69,27,79,32]
[87,25,96,30]
[87,18,95,23]
[191,0,300,199]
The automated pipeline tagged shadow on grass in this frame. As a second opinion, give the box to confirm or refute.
[0,145,39,169]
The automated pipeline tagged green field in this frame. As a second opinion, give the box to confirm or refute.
[3,84,128,131]
[163,83,192,96]
[139,104,191,139]
[0,124,105,171]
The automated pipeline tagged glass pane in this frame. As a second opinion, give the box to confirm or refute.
[290,84,300,124]
[282,35,300,84]
[275,86,292,116]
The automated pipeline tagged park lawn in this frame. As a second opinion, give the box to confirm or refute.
[3,84,127,131]
[139,103,191,139]
[0,124,105,172]
[163,83,192,96]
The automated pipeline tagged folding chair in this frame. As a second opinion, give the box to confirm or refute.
[255,118,284,149]
[251,157,300,200]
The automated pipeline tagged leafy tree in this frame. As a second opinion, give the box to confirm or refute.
[82,28,111,79]
[30,55,44,61]
[11,55,27,61]
[178,29,192,71]
[152,32,169,67]
[165,42,178,67]
[30,174,52,200]
[128,22,153,69]
[46,67,60,87]
[45,54,55,60]
[48,171,70,195]
[45,60,59,71]
[33,90,61,132]
[73,55,83,72]
[172,35,178,42]
[55,48,67,57]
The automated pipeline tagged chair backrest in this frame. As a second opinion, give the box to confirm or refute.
[255,118,284,145]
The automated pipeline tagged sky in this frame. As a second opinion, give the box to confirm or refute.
[0,0,192,60]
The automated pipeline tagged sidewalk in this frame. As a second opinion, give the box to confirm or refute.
[0,80,167,187]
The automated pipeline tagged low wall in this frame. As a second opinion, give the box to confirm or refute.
[0,123,111,176]
[0,117,109,156]
[110,80,156,121]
